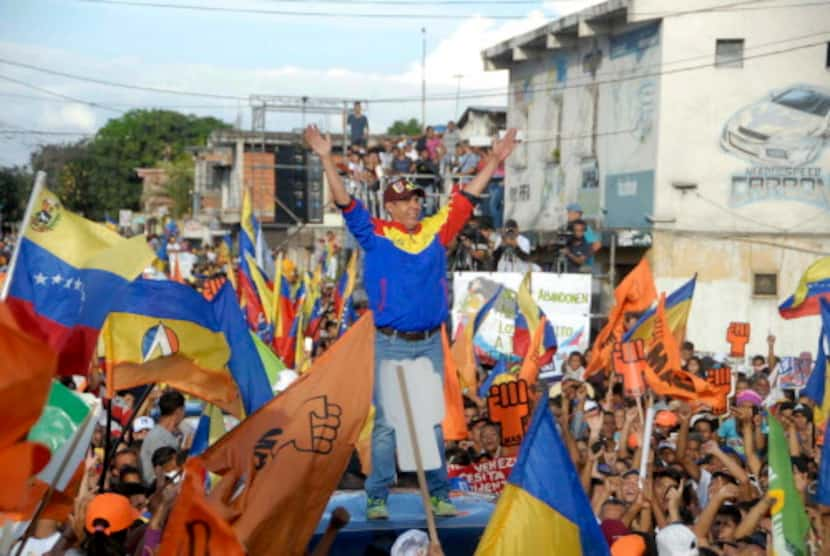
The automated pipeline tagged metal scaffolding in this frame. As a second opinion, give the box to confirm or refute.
[249,95,368,152]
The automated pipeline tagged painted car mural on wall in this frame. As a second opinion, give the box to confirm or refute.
[721,84,830,166]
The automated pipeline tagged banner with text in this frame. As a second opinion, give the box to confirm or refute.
[451,272,591,371]
[448,456,516,495]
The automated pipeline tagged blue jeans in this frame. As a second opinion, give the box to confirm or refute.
[487,179,504,229]
[365,331,450,502]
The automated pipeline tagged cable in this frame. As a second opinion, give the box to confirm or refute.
[0,31,825,107]
[369,39,829,103]
[76,0,529,20]
[692,192,792,232]
[629,0,830,16]
[0,74,123,113]
[0,129,96,136]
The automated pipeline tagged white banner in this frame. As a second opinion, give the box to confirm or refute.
[451,272,591,368]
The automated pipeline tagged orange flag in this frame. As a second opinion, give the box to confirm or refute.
[643,293,718,403]
[441,325,468,441]
[159,458,245,556]
[586,258,657,377]
[518,316,546,387]
[200,312,375,556]
[451,323,478,399]
[0,302,57,513]
[171,255,184,284]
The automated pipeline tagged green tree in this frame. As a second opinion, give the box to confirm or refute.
[157,155,194,218]
[29,110,230,220]
[386,118,421,136]
[0,165,34,230]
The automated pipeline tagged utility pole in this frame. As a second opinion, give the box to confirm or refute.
[453,73,463,119]
[421,27,426,132]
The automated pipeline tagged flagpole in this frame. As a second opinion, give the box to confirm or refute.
[638,398,656,490]
[395,365,441,548]
[0,171,46,301]
[14,405,97,556]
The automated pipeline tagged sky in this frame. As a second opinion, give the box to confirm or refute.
[0,0,602,166]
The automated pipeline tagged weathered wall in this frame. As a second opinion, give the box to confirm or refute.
[649,232,829,356]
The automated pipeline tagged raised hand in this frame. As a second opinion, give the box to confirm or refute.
[491,128,519,162]
[488,379,530,447]
[304,124,332,157]
[726,322,751,358]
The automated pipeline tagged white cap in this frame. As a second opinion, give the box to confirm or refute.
[657,440,677,452]
[584,400,600,413]
[656,523,699,556]
[273,370,299,393]
[133,416,155,433]
[391,529,430,556]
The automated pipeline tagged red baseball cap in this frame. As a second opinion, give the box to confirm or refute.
[383,177,425,204]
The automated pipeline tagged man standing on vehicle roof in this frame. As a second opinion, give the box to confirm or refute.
[304,124,518,520]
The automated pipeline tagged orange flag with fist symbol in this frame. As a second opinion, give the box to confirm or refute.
[199,312,375,556]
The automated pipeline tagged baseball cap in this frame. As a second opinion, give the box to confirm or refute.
[566,202,583,213]
[656,523,699,556]
[793,403,813,419]
[736,390,763,407]
[383,177,425,204]
[657,440,677,452]
[85,493,141,535]
[133,416,154,433]
[584,400,600,414]
[655,410,679,429]
[391,529,429,556]
[690,412,718,429]
[611,534,646,556]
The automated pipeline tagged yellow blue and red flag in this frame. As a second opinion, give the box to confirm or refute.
[803,298,830,429]
[515,272,557,366]
[104,279,272,416]
[779,256,830,319]
[6,187,154,375]
[333,250,358,326]
[103,278,244,417]
[475,399,609,556]
[623,274,696,344]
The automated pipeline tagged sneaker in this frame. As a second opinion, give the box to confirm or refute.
[430,496,458,518]
[366,497,389,520]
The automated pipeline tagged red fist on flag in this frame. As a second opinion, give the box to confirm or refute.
[726,322,751,358]
[488,380,530,447]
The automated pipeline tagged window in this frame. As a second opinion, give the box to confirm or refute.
[826,42,830,69]
[715,39,744,68]
[752,273,778,296]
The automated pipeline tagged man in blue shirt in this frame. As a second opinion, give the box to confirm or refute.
[346,101,369,147]
[565,203,602,258]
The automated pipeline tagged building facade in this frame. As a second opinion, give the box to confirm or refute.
[483,0,830,355]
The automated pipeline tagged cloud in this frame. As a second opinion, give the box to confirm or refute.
[0,9,557,164]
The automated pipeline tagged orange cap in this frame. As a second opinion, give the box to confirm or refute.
[654,410,678,429]
[627,432,640,450]
[611,534,646,556]
[85,493,140,535]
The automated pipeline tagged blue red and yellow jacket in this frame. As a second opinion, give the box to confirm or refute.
[339,191,475,332]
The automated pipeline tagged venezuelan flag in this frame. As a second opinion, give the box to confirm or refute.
[333,251,358,325]
[476,400,609,556]
[515,272,557,366]
[6,186,153,374]
[189,403,226,457]
[212,282,273,414]
[478,358,509,399]
[239,190,269,332]
[803,298,830,428]
[779,256,830,319]
[103,278,244,417]
[622,274,696,344]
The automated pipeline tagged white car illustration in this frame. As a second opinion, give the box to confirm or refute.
[721,84,830,166]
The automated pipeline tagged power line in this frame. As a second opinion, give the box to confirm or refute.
[0,74,123,113]
[369,38,829,103]
[0,129,96,136]
[76,0,528,19]
[629,0,830,16]
[0,30,825,109]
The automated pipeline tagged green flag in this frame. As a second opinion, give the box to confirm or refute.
[768,415,810,556]
[250,331,285,387]
[28,380,99,490]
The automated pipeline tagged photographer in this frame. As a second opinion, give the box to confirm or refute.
[493,220,536,272]
[562,219,592,273]
[449,227,493,271]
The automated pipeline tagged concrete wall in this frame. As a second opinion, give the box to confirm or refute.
[243,151,276,222]
[503,21,662,231]
[650,232,829,358]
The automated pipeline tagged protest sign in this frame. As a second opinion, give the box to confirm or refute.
[452,272,591,374]
[777,353,812,390]
[448,456,517,495]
